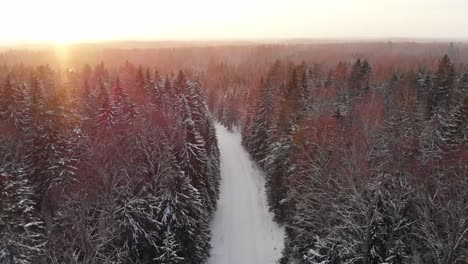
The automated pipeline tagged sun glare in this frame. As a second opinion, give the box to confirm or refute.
[54,43,69,63]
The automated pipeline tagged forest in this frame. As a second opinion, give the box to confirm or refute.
[242,54,468,264]
[0,59,220,263]
[0,41,467,264]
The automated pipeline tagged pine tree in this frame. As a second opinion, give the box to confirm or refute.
[156,171,211,264]
[111,183,162,263]
[0,164,46,264]
[29,75,45,118]
[154,70,163,88]
[186,80,221,212]
[174,70,188,96]
[149,71,163,110]
[25,97,85,202]
[178,118,212,213]
[430,54,456,114]
[349,59,372,94]
[441,95,468,145]
[46,126,84,193]
[418,72,433,104]
[156,227,184,264]
[136,65,147,96]
[370,99,425,173]
[96,81,116,129]
[79,78,98,130]
[205,119,221,210]
[262,69,303,222]
[298,68,313,112]
[459,72,468,93]
[248,77,276,164]
[278,68,301,133]
[82,78,91,100]
[415,169,468,264]
[46,193,100,263]
[186,81,208,126]
[145,68,152,88]
[349,58,363,91]
[172,71,215,213]
[287,173,415,264]
[362,174,415,264]
[161,76,176,115]
[0,78,31,131]
[113,76,137,127]
[0,75,14,119]
[13,84,32,131]
[263,136,291,223]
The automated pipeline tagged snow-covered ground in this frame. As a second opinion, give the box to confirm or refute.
[208,124,284,264]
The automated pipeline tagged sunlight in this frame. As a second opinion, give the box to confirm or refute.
[1,0,467,43]
[0,0,467,263]
[54,43,69,63]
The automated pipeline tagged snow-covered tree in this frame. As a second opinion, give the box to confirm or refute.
[0,77,31,131]
[0,62,219,264]
[0,163,46,264]
[111,183,161,262]
[156,227,184,264]
[441,95,468,145]
[415,168,468,264]
[0,75,14,118]
[429,55,456,115]
[156,170,211,264]
[96,81,116,130]
[178,117,212,213]
[246,77,277,164]
[112,76,137,127]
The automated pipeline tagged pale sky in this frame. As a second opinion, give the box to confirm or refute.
[2,0,468,44]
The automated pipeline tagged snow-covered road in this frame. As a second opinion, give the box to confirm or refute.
[207,124,284,264]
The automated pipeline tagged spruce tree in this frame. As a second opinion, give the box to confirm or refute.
[113,76,137,127]
[96,81,116,129]
[249,77,276,164]
[136,65,147,96]
[161,76,176,115]
[29,75,45,118]
[0,78,31,131]
[156,171,210,264]
[112,183,161,263]
[156,227,184,264]
[430,54,456,114]
[0,164,46,264]
[459,72,468,93]
[441,95,468,145]
[179,118,212,213]
[349,58,363,91]
[0,75,15,121]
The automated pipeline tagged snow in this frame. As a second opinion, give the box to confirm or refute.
[208,124,284,264]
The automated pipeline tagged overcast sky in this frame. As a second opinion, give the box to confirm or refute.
[1,0,467,43]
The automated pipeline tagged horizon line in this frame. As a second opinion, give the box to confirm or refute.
[1,36,468,48]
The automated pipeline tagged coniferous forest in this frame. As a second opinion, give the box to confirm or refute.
[0,61,220,263]
[0,42,467,264]
[242,55,468,264]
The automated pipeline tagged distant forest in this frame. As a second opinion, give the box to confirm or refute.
[0,41,467,264]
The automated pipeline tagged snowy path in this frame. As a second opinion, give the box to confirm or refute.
[207,124,284,264]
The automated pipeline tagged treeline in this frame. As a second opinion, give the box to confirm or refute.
[3,42,468,128]
[0,63,220,263]
[201,42,468,130]
[242,55,468,264]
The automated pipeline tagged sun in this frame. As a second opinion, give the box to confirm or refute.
[53,42,70,64]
